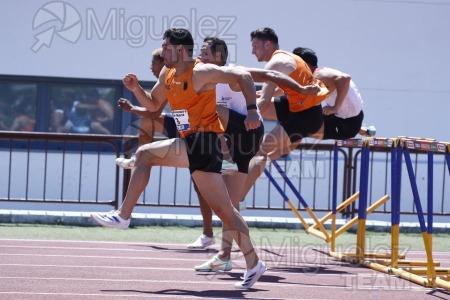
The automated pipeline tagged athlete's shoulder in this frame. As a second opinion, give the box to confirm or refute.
[267,50,296,74]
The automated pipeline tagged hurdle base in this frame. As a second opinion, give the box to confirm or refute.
[306,227,329,242]
[400,267,450,276]
[390,267,436,287]
[329,251,405,260]
[363,259,440,268]
[435,276,450,290]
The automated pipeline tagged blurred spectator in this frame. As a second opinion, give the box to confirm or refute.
[10,96,35,131]
[0,108,9,130]
[81,89,114,134]
[51,88,91,133]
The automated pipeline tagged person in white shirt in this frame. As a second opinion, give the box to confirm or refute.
[275,47,376,140]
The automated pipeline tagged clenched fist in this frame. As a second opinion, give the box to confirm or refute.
[123,73,140,92]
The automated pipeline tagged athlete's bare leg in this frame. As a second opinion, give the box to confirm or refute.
[192,170,259,269]
[117,138,189,219]
[116,136,259,269]
[138,115,166,145]
[240,124,293,201]
[257,97,279,121]
[216,106,234,162]
[194,182,214,237]
[217,171,248,261]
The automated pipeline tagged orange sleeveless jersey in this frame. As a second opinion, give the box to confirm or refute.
[164,60,224,138]
[272,50,329,112]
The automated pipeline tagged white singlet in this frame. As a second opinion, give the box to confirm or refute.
[215,83,247,116]
[323,80,363,119]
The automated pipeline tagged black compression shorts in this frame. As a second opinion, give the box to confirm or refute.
[273,95,290,121]
[279,104,323,143]
[163,115,178,138]
[224,109,264,173]
[183,132,222,174]
[323,110,364,140]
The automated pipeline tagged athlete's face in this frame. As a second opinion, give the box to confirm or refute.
[161,38,180,68]
[251,38,269,62]
[150,56,164,78]
[198,42,221,66]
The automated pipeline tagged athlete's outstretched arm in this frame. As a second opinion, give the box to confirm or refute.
[315,67,350,115]
[122,68,168,113]
[244,68,320,96]
[117,98,166,119]
[194,63,261,131]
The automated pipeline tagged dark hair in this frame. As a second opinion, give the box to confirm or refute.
[163,28,194,58]
[203,37,228,65]
[250,27,278,45]
[292,47,318,67]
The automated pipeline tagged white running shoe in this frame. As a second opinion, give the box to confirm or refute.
[116,157,135,169]
[187,234,215,249]
[91,211,130,229]
[234,260,266,290]
[365,126,377,137]
[194,255,232,272]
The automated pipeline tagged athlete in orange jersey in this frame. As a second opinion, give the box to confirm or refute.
[239,27,329,203]
[270,49,328,112]
[91,28,266,290]
[164,59,224,138]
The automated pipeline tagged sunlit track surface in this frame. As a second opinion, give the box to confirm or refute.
[0,239,449,300]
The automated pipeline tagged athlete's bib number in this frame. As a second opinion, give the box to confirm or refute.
[216,100,228,108]
[172,109,190,131]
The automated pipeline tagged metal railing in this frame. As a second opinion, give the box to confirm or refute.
[1,132,449,221]
[0,131,125,206]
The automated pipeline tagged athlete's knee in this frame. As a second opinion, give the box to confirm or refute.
[134,145,158,168]
[250,151,268,168]
[257,133,281,156]
[139,118,155,133]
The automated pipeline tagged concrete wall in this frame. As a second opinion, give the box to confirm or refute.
[1,0,449,140]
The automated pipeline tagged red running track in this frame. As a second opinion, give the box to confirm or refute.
[0,239,449,300]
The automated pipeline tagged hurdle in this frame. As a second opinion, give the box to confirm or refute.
[266,160,331,242]
[263,168,311,231]
[329,138,394,266]
[435,143,450,290]
[265,136,449,290]
[267,139,391,252]
[387,137,450,288]
[311,139,360,252]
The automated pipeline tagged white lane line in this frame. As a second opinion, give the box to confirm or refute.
[0,238,187,247]
[0,276,431,292]
[0,253,365,268]
[1,239,449,258]
[0,263,397,277]
[0,253,200,261]
[0,291,288,300]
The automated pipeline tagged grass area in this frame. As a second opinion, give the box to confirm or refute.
[1,223,449,252]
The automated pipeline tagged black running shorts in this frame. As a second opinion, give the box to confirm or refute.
[273,95,290,121]
[183,132,222,174]
[323,110,364,140]
[280,104,323,143]
[224,109,264,173]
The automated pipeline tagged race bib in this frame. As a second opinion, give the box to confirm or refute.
[217,96,231,109]
[172,109,190,131]
[216,100,228,108]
